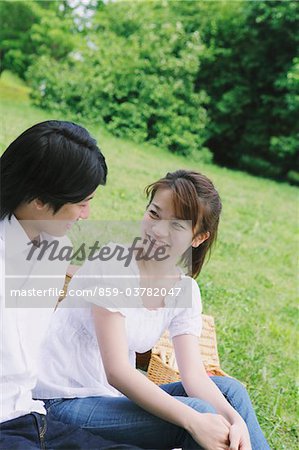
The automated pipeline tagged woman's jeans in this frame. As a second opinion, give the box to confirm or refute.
[44,377,270,450]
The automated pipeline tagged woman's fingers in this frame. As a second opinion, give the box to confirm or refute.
[229,422,252,450]
[228,424,240,450]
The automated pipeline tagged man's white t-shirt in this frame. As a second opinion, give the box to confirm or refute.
[0,215,70,422]
[34,243,202,400]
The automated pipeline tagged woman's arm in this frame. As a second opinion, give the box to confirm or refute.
[173,334,252,450]
[92,305,231,450]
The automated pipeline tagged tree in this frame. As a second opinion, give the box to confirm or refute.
[27,1,211,159]
[0,1,38,77]
[5,0,298,182]
[194,0,299,180]
[0,1,76,78]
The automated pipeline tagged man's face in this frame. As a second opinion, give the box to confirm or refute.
[32,193,95,237]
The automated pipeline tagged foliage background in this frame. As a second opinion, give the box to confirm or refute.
[1,0,298,182]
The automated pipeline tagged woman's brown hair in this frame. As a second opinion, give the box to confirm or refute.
[145,170,222,278]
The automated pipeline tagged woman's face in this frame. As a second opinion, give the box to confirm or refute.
[141,188,193,263]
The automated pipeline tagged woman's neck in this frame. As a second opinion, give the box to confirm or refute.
[136,252,178,278]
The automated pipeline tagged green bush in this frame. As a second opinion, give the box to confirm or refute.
[0,1,38,77]
[27,6,211,159]
[5,0,298,181]
[287,170,299,185]
[0,1,75,78]
[193,0,299,181]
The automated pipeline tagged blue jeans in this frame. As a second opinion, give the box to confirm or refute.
[0,411,139,450]
[43,377,270,450]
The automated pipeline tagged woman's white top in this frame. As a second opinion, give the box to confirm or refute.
[34,243,202,399]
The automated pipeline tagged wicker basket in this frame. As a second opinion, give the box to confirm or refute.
[147,314,229,385]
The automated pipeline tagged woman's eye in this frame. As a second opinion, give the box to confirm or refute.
[148,209,159,218]
[171,221,185,230]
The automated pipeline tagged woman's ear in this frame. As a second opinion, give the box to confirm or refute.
[192,231,210,248]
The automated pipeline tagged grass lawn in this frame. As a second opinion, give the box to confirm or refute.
[1,71,298,449]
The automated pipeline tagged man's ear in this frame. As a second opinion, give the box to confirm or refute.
[192,231,210,248]
[33,198,47,210]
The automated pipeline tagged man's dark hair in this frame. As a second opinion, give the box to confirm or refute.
[0,120,107,219]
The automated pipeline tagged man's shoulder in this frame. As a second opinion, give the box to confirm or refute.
[0,220,4,242]
[0,216,10,241]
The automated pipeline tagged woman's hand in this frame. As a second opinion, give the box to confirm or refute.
[173,336,253,450]
[228,418,252,450]
[187,412,230,450]
[188,413,252,450]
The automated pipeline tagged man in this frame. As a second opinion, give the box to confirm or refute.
[0,120,138,449]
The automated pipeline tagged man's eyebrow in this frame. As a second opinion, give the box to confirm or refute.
[84,195,94,201]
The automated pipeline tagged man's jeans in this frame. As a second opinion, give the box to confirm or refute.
[43,377,271,449]
[0,411,139,450]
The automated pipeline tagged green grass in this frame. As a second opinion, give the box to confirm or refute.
[1,71,298,449]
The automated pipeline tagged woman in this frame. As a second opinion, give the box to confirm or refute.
[34,170,270,449]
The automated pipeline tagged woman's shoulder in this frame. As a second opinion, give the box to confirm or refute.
[178,274,201,295]
[165,275,201,311]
